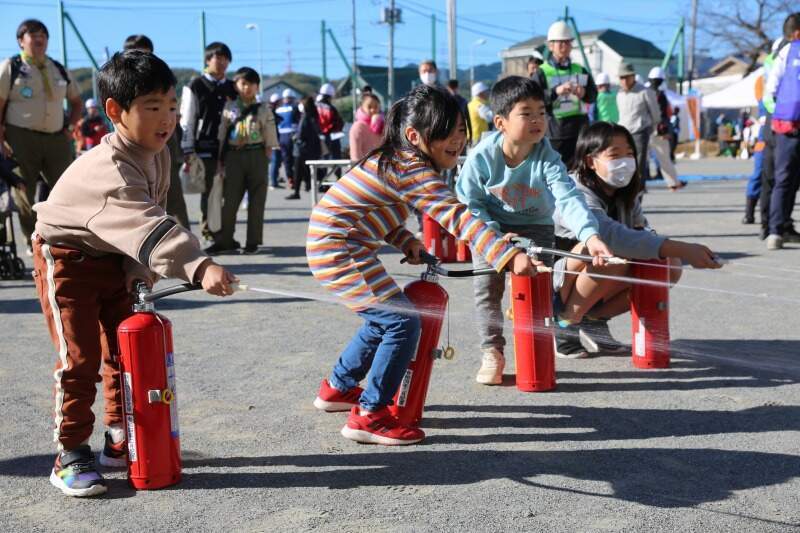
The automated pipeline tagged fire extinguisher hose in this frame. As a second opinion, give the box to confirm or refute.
[401,251,497,278]
[142,282,202,302]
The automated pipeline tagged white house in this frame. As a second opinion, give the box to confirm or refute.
[500,28,665,82]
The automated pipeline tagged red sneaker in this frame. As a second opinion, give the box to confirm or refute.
[340,406,425,445]
[313,379,364,412]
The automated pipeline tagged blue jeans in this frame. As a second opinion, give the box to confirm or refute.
[269,148,282,187]
[746,149,763,199]
[329,292,422,412]
[768,133,800,235]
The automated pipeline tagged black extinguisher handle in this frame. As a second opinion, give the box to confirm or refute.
[400,251,497,278]
[139,282,203,302]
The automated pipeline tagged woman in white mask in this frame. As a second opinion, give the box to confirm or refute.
[551,122,721,358]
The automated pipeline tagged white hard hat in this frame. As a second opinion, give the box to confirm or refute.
[532,50,544,61]
[319,82,336,97]
[547,20,573,42]
[85,98,98,109]
[595,72,610,85]
[269,93,280,103]
[648,66,665,80]
[281,88,295,99]
[471,81,489,97]
[315,94,324,102]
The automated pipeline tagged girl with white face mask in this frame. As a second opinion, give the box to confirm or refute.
[551,122,722,359]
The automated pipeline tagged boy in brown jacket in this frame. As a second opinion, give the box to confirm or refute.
[32,50,237,497]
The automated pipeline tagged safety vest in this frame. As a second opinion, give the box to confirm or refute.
[763,52,777,114]
[540,61,589,120]
[773,41,800,122]
[467,97,491,143]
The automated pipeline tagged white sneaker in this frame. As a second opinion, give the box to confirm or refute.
[766,234,783,250]
[475,347,505,385]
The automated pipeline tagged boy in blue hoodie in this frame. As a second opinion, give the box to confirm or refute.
[456,76,612,384]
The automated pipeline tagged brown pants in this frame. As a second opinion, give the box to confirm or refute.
[32,237,133,450]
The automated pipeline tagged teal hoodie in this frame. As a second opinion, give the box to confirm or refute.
[455,131,599,243]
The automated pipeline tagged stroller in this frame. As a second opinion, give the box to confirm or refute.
[0,155,26,280]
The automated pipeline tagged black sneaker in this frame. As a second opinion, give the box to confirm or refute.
[783,228,800,243]
[242,244,259,255]
[579,318,628,354]
[99,431,127,468]
[285,193,301,200]
[203,241,240,256]
[555,324,589,359]
[50,445,107,497]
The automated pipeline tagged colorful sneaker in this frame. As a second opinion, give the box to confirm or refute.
[475,347,505,385]
[313,379,364,412]
[99,431,127,468]
[50,445,107,497]
[340,406,425,445]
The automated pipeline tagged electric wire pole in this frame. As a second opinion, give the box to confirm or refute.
[446,0,457,80]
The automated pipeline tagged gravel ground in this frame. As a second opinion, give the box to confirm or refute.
[2,158,800,532]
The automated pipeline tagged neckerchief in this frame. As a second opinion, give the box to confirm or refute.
[20,51,52,98]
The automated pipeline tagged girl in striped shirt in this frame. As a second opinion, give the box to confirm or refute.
[308,85,537,445]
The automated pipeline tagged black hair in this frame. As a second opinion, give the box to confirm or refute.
[571,121,642,210]
[527,55,543,65]
[299,95,319,122]
[97,50,176,111]
[784,12,800,39]
[356,84,467,176]
[361,84,373,94]
[233,66,260,85]
[447,79,459,90]
[16,19,48,41]
[204,41,232,62]
[490,75,545,117]
[360,92,380,106]
[123,34,154,52]
[419,59,437,70]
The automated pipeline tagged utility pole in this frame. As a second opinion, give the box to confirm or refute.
[688,0,698,90]
[351,0,359,114]
[382,2,401,105]
[286,35,293,73]
[58,0,67,68]
[321,20,327,83]
[446,0,457,80]
[431,14,436,63]
[200,11,207,68]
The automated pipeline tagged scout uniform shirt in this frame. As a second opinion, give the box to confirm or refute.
[0,54,79,133]
[34,131,208,283]
[218,99,279,152]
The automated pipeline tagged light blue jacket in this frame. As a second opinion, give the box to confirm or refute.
[455,131,599,242]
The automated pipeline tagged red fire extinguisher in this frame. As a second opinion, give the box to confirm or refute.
[422,213,470,263]
[510,271,557,392]
[630,260,670,369]
[389,251,493,426]
[116,282,199,490]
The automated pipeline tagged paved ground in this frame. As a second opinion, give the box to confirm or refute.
[3,157,800,532]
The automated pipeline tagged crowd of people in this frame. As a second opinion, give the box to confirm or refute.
[0,11,797,499]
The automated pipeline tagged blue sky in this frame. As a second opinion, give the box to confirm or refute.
[1,0,701,77]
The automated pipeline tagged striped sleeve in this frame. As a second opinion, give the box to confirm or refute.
[391,162,518,271]
[384,225,417,253]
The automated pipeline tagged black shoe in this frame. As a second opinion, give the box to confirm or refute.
[242,244,259,255]
[50,445,107,497]
[579,318,627,354]
[204,241,240,256]
[555,324,589,359]
[741,215,755,224]
[285,193,301,200]
[760,226,769,240]
[783,228,800,243]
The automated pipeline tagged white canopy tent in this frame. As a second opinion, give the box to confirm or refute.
[701,68,762,109]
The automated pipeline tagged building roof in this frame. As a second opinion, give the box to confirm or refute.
[505,28,664,60]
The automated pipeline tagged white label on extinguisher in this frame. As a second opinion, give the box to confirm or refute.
[635,318,646,357]
[396,369,413,407]
[122,372,134,413]
[126,415,138,463]
[166,352,180,438]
